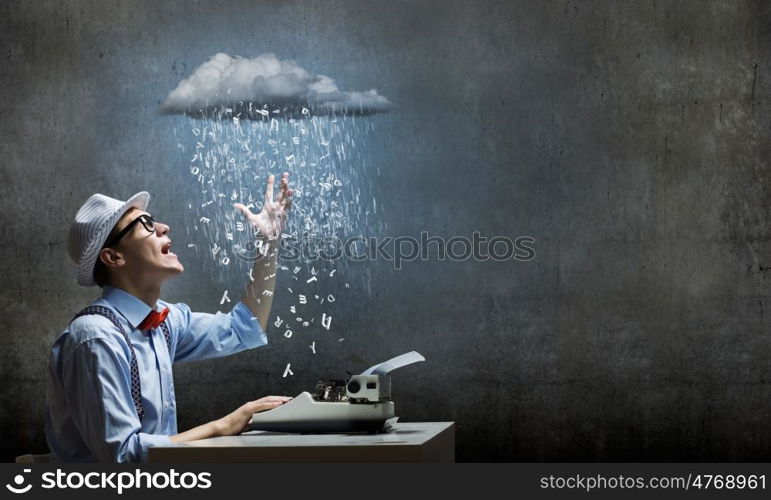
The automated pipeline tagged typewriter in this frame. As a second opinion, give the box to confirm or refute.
[246,351,425,433]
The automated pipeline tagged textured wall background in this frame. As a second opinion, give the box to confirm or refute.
[1,0,770,462]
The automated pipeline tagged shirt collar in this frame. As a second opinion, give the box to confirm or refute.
[102,285,157,329]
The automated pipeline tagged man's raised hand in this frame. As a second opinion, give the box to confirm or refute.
[234,172,293,240]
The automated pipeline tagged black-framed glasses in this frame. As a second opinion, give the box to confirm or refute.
[104,214,157,248]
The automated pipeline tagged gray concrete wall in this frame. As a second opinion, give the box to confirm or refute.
[1,0,770,461]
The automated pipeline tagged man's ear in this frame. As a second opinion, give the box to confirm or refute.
[99,248,125,269]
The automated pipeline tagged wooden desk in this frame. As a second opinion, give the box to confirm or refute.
[148,422,455,463]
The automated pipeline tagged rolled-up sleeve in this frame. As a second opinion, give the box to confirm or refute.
[170,301,268,363]
[61,336,171,463]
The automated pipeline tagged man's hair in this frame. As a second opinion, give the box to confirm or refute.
[93,207,138,288]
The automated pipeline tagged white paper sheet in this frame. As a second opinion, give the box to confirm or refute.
[361,351,425,376]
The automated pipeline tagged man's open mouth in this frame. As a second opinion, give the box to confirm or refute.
[161,241,173,255]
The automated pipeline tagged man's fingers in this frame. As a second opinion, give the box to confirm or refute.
[276,172,289,204]
[242,396,292,414]
[260,395,292,403]
[281,187,293,210]
[233,203,253,218]
[264,174,275,204]
[244,399,281,410]
[259,400,285,407]
[275,178,284,204]
[253,401,284,413]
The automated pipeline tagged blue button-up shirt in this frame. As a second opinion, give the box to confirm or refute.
[44,285,267,462]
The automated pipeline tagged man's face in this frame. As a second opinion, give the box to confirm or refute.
[110,209,184,281]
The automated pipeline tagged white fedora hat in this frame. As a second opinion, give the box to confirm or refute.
[68,192,150,286]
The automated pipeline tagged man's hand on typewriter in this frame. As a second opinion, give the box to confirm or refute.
[169,395,292,443]
[217,396,293,435]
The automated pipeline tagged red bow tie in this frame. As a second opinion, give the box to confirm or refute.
[138,307,169,331]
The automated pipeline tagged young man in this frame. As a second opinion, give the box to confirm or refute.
[45,173,293,462]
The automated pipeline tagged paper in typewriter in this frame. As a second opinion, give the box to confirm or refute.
[361,351,425,375]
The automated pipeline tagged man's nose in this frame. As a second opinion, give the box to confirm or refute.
[156,222,170,236]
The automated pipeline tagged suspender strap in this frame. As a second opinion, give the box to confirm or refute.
[158,322,171,352]
[70,305,171,422]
